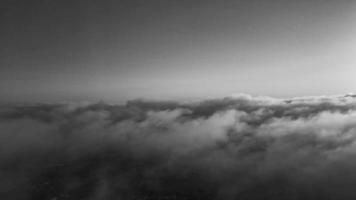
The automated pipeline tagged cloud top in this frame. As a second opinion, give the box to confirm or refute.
[1,94,356,199]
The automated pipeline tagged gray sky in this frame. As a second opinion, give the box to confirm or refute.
[1,0,356,102]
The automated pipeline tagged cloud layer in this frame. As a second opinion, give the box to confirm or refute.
[1,94,356,200]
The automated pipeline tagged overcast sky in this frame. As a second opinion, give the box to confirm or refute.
[1,0,356,102]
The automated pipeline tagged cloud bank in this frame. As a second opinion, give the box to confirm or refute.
[1,94,356,200]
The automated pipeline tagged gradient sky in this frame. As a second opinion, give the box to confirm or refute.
[1,0,356,102]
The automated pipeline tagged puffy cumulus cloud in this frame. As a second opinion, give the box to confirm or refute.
[1,94,356,199]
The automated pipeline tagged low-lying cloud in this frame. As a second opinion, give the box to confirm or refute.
[1,94,356,200]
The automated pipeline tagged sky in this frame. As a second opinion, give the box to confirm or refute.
[1,0,356,103]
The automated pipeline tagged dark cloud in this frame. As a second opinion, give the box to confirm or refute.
[1,94,356,200]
